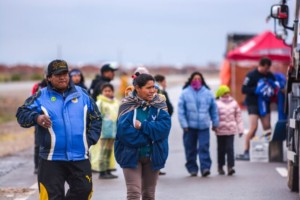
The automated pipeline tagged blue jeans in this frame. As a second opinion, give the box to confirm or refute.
[183,128,211,174]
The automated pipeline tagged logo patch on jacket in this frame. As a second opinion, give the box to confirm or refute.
[72,98,78,103]
[51,97,56,101]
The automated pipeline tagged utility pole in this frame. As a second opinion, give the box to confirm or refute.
[117,49,123,66]
[57,44,62,59]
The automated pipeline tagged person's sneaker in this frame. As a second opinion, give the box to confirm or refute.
[99,171,117,179]
[236,152,250,161]
[99,171,107,179]
[190,171,197,177]
[228,167,236,176]
[261,129,272,142]
[202,169,210,177]
[106,171,118,179]
[99,174,117,179]
[218,167,225,175]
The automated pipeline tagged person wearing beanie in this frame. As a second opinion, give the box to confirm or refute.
[134,66,149,75]
[215,85,230,98]
[124,66,150,97]
[69,68,87,90]
[214,85,243,175]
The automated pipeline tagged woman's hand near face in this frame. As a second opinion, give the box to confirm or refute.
[135,120,142,129]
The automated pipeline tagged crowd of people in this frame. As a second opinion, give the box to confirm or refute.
[15,57,282,200]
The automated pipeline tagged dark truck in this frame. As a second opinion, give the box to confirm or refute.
[270,0,300,194]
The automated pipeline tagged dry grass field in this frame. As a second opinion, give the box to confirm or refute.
[0,81,35,157]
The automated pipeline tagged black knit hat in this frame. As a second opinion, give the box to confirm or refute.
[47,59,69,76]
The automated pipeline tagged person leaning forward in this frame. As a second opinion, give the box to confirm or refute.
[16,59,102,200]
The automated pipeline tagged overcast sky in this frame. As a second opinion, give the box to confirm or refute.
[0,0,294,66]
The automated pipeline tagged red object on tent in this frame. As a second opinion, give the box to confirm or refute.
[227,31,291,62]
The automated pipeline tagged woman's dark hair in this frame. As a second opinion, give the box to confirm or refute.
[154,74,165,82]
[80,73,85,84]
[101,83,114,92]
[182,71,210,90]
[134,73,155,88]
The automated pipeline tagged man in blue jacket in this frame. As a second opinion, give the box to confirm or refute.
[16,59,102,200]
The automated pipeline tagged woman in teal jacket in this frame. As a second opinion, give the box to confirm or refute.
[115,73,171,200]
[178,72,219,177]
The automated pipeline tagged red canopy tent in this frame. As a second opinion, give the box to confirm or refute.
[221,31,291,106]
[227,31,291,62]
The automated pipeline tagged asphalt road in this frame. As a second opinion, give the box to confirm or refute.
[0,77,298,200]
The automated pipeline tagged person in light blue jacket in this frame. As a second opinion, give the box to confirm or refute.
[178,72,219,177]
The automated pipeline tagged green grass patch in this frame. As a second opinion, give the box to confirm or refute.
[10,73,22,81]
[30,73,43,81]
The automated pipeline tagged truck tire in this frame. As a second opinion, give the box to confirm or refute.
[288,160,298,191]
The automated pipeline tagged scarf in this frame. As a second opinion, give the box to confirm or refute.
[118,92,167,119]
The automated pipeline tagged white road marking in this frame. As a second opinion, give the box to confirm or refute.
[276,167,288,177]
[13,182,38,200]
[29,182,38,190]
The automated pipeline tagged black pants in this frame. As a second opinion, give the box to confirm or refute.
[217,135,234,168]
[38,159,93,200]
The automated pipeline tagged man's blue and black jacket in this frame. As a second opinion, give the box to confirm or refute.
[16,83,102,161]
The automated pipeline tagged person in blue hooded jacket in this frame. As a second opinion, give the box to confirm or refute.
[178,71,219,177]
[16,59,102,200]
[115,73,171,200]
